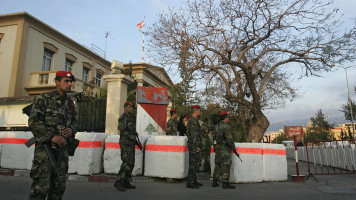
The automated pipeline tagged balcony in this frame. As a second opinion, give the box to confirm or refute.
[25,71,77,95]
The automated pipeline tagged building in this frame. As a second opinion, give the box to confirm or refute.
[0,12,174,130]
[0,12,111,97]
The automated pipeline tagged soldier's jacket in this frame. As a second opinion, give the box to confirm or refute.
[28,90,78,147]
[186,116,203,149]
[214,122,235,151]
[166,118,177,135]
[118,112,137,145]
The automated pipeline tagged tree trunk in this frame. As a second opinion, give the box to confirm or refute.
[246,112,270,142]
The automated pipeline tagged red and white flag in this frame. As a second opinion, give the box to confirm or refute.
[137,20,144,30]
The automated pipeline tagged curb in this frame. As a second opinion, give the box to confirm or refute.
[0,168,212,183]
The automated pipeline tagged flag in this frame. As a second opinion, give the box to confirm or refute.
[137,20,144,30]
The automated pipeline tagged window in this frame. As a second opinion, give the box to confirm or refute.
[42,49,53,71]
[65,59,73,72]
[96,73,102,86]
[0,33,3,45]
[82,67,89,82]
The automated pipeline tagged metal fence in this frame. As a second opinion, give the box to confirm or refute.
[77,100,106,132]
[304,140,356,181]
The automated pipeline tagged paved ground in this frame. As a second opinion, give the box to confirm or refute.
[0,159,355,200]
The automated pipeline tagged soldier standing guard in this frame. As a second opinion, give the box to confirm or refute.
[212,111,236,189]
[114,101,137,191]
[166,108,178,135]
[186,105,203,189]
[28,71,78,199]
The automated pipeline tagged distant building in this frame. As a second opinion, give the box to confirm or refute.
[331,123,355,140]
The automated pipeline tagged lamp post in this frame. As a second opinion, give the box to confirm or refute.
[339,65,356,140]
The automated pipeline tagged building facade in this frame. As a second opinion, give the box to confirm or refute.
[0,12,111,97]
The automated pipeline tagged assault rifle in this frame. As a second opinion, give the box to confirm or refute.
[232,148,243,162]
[23,104,64,188]
[135,135,143,151]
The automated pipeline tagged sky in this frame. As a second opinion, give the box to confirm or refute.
[1,0,356,124]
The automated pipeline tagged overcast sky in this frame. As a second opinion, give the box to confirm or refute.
[1,0,355,123]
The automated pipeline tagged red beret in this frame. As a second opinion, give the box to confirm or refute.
[186,116,191,119]
[56,71,75,79]
[124,101,134,106]
[171,109,177,112]
[191,105,200,109]
[219,111,228,116]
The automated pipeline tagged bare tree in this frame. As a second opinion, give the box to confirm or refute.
[148,0,356,142]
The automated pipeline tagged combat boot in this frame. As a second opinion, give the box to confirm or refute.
[212,180,219,187]
[186,182,199,189]
[223,182,235,189]
[114,180,126,191]
[124,181,136,189]
[195,181,203,186]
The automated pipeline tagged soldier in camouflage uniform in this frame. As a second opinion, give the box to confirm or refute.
[28,71,78,199]
[166,108,178,136]
[186,105,203,189]
[114,101,137,191]
[212,111,235,189]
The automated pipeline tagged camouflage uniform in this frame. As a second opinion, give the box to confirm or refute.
[166,118,177,136]
[213,122,235,182]
[186,116,203,184]
[116,112,137,185]
[28,90,78,200]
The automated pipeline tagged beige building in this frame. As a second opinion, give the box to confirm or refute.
[0,12,111,97]
[0,12,174,130]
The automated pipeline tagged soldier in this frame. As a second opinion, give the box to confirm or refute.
[212,111,236,189]
[166,108,178,135]
[28,71,78,199]
[186,105,203,189]
[114,101,137,192]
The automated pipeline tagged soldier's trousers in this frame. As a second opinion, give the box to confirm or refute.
[29,147,68,200]
[213,149,232,182]
[117,143,135,183]
[187,147,201,183]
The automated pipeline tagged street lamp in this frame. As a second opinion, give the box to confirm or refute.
[338,65,356,140]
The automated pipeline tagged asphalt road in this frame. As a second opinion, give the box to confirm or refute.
[0,160,355,200]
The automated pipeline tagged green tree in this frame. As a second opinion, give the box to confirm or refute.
[340,100,356,121]
[148,0,356,142]
[305,109,334,141]
[271,134,288,144]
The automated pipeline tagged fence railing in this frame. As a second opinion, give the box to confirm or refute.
[286,140,356,181]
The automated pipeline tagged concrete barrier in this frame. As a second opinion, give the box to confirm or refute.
[68,132,109,175]
[103,135,149,175]
[211,143,288,183]
[0,132,5,166]
[0,131,34,170]
[262,144,287,182]
[144,136,188,179]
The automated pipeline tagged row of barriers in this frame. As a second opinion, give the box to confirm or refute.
[0,131,288,183]
[286,140,356,181]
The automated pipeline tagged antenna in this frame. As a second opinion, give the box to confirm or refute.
[104,32,110,59]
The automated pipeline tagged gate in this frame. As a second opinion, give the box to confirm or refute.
[304,140,356,181]
[77,100,106,132]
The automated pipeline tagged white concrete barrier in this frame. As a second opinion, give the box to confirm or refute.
[68,132,109,175]
[0,131,34,169]
[103,135,149,175]
[144,136,188,179]
[262,144,287,182]
[0,132,5,166]
[211,143,288,183]
[211,143,263,183]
